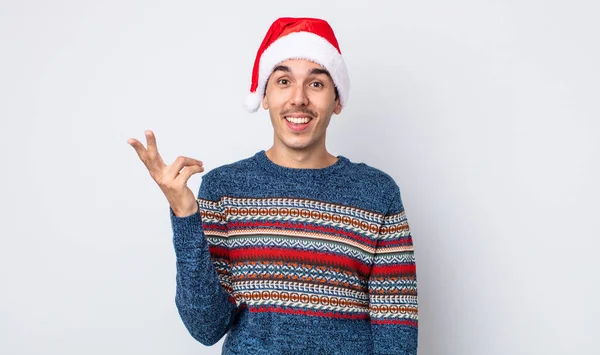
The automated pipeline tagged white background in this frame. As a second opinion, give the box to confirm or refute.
[1,1,598,354]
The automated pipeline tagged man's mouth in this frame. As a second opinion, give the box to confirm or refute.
[284,116,312,124]
[282,114,313,132]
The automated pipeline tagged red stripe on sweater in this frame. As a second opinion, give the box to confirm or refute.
[211,247,416,276]
[209,246,229,258]
[249,305,370,320]
[229,247,372,275]
[370,264,416,276]
[371,319,418,327]
[203,223,227,231]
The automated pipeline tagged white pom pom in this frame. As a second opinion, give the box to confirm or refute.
[244,93,261,113]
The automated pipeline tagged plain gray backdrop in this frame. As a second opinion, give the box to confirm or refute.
[1,0,598,354]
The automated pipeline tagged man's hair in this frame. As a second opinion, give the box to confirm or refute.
[264,65,340,101]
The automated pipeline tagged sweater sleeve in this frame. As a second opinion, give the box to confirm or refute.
[368,182,419,354]
[170,173,239,346]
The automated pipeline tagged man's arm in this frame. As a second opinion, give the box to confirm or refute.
[127,131,236,344]
[170,174,238,345]
[369,182,419,354]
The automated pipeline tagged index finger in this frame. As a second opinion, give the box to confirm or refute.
[166,156,203,180]
[127,138,148,162]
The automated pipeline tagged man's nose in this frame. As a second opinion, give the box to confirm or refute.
[290,84,309,106]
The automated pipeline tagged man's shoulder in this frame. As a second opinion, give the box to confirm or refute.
[205,153,256,177]
[344,156,399,189]
[201,152,259,184]
[343,157,404,213]
[196,153,260,200]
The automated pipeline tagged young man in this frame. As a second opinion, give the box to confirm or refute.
[128,17,418,355]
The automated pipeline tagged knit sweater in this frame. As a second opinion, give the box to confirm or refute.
[170,150,418,354]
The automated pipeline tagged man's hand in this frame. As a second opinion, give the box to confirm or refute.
[128,130,204,217]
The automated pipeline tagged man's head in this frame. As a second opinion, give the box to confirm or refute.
[244,17,350,153]
[244,17,350,113]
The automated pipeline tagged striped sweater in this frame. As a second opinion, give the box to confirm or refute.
[170,150,418,354]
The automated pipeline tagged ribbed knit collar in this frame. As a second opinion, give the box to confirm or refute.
[253,150,349,178]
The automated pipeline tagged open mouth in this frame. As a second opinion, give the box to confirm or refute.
[283,115,313,131]
[284,116,312,124]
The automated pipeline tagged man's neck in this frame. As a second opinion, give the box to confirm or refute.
[265,146,338,169]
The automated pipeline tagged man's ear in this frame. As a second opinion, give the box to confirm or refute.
[262,95,269,110]
[333,99,342,115]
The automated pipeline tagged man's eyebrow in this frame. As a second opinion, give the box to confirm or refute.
[309,68,332,78]
[272,65,290,73]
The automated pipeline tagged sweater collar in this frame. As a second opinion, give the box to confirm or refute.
[254,150,349,178]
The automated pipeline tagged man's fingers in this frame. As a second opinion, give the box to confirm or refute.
[175,164,205,184]
[166,156,203,180]
[145,130,159,155]
[127,138,148,162]
[129,132,201,183]
[128,133,167,177]
[144,130,166,167]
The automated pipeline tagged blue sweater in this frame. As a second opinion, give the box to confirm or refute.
[170,150,418,354]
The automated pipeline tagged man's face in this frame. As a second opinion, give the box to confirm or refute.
[262,59,342,153]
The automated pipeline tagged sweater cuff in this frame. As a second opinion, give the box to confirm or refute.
[170,200,203,243]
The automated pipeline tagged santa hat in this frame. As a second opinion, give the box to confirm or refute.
[244,17,350,113]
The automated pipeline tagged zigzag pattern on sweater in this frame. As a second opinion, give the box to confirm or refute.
[230,262,367,292]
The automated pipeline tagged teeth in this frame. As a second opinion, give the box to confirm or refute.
[285,116,311,124]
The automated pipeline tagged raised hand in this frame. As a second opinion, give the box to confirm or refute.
[128,130,204,217]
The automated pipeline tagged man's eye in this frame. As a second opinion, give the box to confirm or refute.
[278,79,289,85]
[310,82,323,88]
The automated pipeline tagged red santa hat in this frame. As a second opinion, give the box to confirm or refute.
[244,17,350,113]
